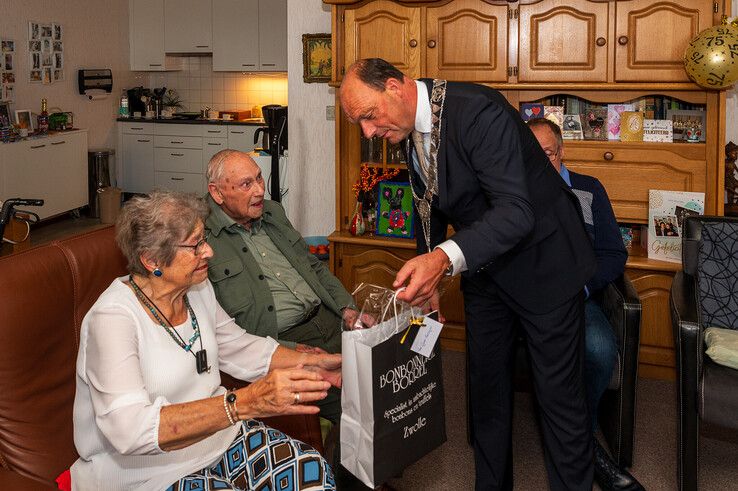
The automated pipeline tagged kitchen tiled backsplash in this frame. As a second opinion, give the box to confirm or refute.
[147,57,288,113]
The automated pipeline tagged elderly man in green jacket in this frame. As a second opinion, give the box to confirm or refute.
[205,149,356,424]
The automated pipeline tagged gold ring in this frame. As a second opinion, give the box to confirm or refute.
[294,392,301,404]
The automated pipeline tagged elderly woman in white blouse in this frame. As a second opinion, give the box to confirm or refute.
[72,190,339,491]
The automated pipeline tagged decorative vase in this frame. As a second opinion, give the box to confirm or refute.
[349,201,365,236]
[362,189,377,235]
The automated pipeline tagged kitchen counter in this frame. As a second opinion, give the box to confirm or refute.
[117,117,265,126]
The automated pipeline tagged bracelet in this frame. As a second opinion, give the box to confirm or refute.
[226,391,239,420]
[223,391,236,426]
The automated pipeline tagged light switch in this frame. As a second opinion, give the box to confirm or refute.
[326,105,335,121]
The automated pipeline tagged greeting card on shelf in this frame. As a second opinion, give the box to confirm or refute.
[562,114,583,140]
[619,112,644,142]
[643,119,673,143]
[648,190,704,263]
[544,106,564,130]
[519,103,544,122]
[581,107,608,140]
[607,104,635,140]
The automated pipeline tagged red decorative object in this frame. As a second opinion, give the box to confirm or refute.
[349,201,365,236]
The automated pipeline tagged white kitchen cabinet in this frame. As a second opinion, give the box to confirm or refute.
[120,123,155,194]
[164,0,213,53]
[129,0,181,71]
[227,126,258,152]
[258,0,287,71]
[0,131,88,220]
[212,0,286,72]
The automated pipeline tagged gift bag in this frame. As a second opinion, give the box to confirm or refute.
[340,284,446,488]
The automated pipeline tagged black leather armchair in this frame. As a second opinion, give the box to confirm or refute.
[670,215,738,491]
[467,273,642,468]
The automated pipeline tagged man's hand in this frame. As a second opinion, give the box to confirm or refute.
[342,307,377,330]
[295,343,327,354]
[305,353,342,388]
[393,248,449,306]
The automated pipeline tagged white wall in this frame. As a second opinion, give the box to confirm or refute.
[286,0,335,236]
[0,0,137,150]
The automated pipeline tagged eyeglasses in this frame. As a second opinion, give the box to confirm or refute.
[544,147,561,160]
[176,231,210,255]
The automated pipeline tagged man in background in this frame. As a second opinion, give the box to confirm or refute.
[528,117,644,491]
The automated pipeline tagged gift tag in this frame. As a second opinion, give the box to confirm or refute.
[410,315,443,357]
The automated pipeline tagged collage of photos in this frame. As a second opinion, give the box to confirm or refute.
[1,38,16,102]
[28,21,63,85]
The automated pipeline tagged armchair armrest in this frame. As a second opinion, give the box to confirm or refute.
[598,273,641,467]
[670,271,703,408]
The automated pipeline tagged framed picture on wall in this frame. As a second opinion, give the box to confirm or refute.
[302,33,331,83]
[376,182,414,238]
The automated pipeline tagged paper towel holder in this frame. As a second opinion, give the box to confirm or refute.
[78,69,113,95]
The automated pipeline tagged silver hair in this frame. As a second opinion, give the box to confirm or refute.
[115,190,209,276]
[207,149,245,183]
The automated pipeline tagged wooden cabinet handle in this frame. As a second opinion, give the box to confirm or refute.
[51,140,66,145]
[618,36,628,46]
[604,151,614,161]
[170,141,183,144]
[242,64,256,67]
[207,142,222,146]
[596,37,606,47]
[137,139,150,143]
[171,153,184,157]
[207,130,221,133]
[409,39,418,48]
[149,64,162,67]
[427,40,437,48]
[262,63,276,67]
[30,144,46,149]
[171,177,185,181]
[231,131,244,134]
[195,45,209,48]
[131,127,144,130]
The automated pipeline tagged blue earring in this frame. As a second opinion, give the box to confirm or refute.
[153,268,162,277]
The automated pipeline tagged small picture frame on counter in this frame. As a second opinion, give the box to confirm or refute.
[14,109,33,131]
[302,33,331,83]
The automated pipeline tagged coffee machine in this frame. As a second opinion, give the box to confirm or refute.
[253,105,288,202]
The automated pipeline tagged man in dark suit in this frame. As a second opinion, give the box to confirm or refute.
[529,118,644,491]
[340,59,596,490]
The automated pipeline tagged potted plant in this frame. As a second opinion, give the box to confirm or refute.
[161,89,183,117]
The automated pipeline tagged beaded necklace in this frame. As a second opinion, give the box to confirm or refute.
[129,276,210,374]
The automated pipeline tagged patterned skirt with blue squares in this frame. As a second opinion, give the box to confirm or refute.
[165,420,335,491]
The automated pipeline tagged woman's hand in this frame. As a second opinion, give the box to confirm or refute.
[237,367,330,419]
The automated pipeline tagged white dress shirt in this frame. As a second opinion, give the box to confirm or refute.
[414,80,467,275]
[71,278,279,491]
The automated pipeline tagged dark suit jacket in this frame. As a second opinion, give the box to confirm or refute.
[412,79,595,314]
[567,170,627,295]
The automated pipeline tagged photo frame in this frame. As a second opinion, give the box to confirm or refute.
[376,182,414,238]
[14,109,33,131]
[667,109,706,142]
[302,33,331,83]
[0,101,11,125]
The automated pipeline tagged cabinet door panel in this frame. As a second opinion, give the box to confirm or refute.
[345,0,421,79]
[130,0,167,70]
[426,0,508,82]
[227,126,258,152]
[258,0,287,71]
[518,1,608,82]
[155,171,205,194]
[164,0,212,53]
[155,148,203,173]
[615,0,714,82]
[122,134,155,194]
[565,142,707,223]
[213,0,259,71]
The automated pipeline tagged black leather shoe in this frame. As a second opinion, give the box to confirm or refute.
[594,440,645,491]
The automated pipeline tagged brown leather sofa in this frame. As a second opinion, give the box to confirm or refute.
[0,226,323,489]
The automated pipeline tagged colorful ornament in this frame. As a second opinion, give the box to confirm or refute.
[684,17,738,90]
[349,201,365,236]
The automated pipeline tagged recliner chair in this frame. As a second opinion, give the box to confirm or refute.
[467,273,642,468]
[670,215,738,491]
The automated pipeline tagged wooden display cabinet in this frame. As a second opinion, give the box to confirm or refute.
[326,0,727,379]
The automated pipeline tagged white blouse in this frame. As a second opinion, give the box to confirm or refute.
[71,277,279,491]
